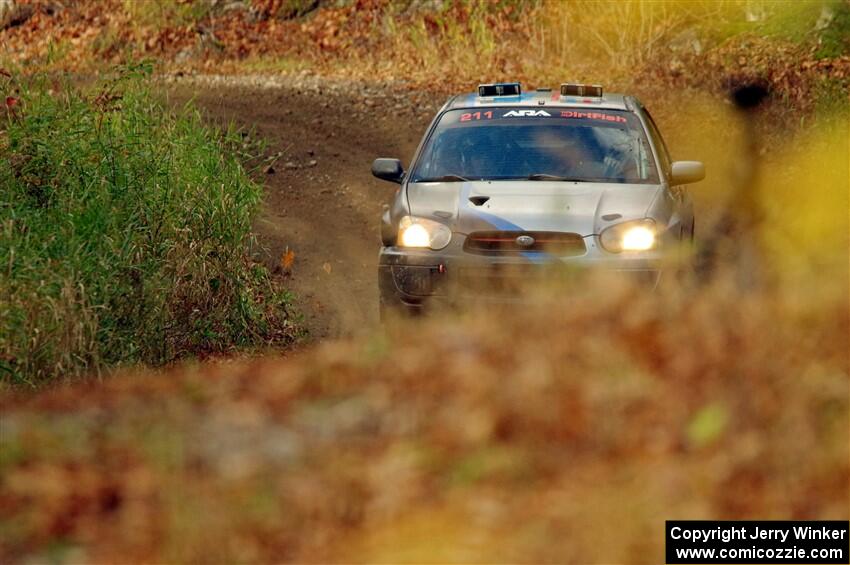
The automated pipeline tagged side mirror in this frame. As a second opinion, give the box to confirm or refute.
[671,161,705,185]
[371,158,405,184]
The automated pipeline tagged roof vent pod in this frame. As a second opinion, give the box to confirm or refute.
[478,83,521,98]
[560,83,603,97]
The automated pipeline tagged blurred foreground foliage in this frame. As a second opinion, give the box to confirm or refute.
[0,66,299,386]
[0,274,847,562]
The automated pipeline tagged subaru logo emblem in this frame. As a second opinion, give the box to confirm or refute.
[516,235,535,247]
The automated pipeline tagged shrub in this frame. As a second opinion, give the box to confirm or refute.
[0,278,846,562]
[0,65,298,386]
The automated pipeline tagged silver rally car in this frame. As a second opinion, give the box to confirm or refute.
[372,83,705,315]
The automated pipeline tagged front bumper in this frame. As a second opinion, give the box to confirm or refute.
[379,234,666,313]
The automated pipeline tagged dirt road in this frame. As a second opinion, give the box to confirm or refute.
[168,78,442,339]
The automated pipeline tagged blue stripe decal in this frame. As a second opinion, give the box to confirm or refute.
[458,182,553,263]
[473,209,522,231]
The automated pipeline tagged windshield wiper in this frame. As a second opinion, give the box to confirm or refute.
[526,173,586,182]
[415,174,473,183]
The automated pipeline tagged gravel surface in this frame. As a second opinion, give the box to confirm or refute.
[164,72,445,340]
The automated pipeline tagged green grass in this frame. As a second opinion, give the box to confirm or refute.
[814,0,850,58]
[0,64,298,386]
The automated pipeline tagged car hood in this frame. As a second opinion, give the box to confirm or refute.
[406,181,663,236]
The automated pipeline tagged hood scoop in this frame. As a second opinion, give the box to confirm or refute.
[469,195,490,207]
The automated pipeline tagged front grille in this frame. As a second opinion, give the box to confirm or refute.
[464,231,586,256]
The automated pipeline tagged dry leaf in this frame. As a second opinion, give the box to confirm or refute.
[322,262,332,274]
[281,248,295,271]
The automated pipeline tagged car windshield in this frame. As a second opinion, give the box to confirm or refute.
[411,108,659,184]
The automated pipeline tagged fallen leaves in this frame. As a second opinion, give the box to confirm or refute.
[3,0,847,131]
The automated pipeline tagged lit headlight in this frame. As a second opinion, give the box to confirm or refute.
[398,216,452,250]
[600,219,657,252]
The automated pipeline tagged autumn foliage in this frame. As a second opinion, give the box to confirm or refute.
[1,277,847,562]
[3,0,849,120]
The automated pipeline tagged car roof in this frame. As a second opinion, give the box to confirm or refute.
[445,89,633,112]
